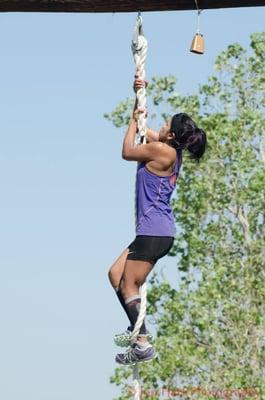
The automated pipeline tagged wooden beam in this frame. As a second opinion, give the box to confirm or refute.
[0,0,265,13]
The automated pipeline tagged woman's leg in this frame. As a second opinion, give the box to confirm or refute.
[119,259,154,341]
[108,248,136,327]
[108,248,129,289]
[120,259,154,298]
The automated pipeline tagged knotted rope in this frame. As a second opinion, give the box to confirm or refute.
[130,12,148,400]
[131,12,148,145]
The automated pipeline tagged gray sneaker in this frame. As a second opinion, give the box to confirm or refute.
[114,327,153,347]
[115,343,156,365]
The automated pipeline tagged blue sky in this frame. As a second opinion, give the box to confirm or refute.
[0,6,264,400]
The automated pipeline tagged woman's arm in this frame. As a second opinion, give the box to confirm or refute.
[146,127,159,142]
[121,76,160,161]
[122,117,138,159]
[122,109,166,162]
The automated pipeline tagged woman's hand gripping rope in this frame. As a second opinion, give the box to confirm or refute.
[133,74,148,93]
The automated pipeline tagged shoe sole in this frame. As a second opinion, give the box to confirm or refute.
[114,335,153,348]
[116,354,157,366]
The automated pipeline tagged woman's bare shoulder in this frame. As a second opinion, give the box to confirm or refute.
[146,144,177,175]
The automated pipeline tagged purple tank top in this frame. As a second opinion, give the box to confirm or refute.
[135,149,182,237]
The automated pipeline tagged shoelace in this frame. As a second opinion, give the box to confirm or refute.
[124,348,138,363]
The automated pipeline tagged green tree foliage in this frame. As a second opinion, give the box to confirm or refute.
[105,32,265,400]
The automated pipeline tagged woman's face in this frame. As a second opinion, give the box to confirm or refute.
[159,118,173,142]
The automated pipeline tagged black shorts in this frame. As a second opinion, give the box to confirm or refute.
[127,235,174,265]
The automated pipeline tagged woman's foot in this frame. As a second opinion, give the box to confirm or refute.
[115,342,156,365]
[114,326,153,347]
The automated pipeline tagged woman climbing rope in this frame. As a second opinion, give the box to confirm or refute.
[108,76,207,366]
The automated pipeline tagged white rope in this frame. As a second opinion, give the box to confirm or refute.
[130,283,147,344]
[132,365,141,399]
[130,12,148,400]
[131,12,148,145]
[130,284,147,400]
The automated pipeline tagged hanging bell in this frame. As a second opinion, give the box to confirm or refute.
[190,32,205,54]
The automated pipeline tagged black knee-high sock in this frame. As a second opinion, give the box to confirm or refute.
[124,294,147,335]
[114,287,133,330]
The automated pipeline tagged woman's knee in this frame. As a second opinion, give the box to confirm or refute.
[108,266,119,288]
[107,248,129,288]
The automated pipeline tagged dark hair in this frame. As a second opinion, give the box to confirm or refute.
[170,113,207,161]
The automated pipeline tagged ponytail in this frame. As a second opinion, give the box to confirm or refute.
[170,113,207,161]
